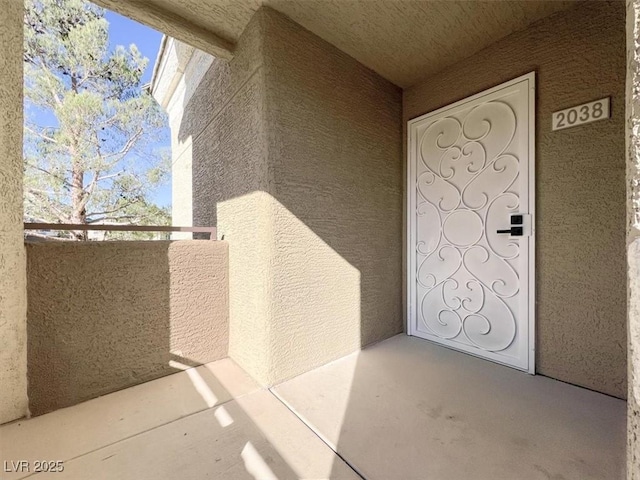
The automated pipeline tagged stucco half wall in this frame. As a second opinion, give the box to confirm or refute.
[0,0,28,425]
[404,1,627,398]
[26,240,229,416]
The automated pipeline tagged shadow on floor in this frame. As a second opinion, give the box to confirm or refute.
[0,358,358,480]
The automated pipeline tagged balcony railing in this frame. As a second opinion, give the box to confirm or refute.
[24,223,217,240]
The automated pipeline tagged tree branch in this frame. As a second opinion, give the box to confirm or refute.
[96,170,124,182]
[25,189,71,223]
[25,161,74,190]
[25,125,59,145]
[39,60,64,107]
[104,127,144,166]
[86,200,137,218]
[24,232,72,242]
[87,215,140,223]
[79,170,100,213]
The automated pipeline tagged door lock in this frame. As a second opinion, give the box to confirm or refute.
[496,226,523,236]
[496,214,525,236]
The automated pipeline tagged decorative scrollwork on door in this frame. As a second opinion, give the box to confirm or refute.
[415,100,521,353]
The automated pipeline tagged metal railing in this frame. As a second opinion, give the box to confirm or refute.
[24,223,217,240]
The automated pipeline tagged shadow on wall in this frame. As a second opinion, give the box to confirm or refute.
[177,7,404,385]
[19,233,319,476]
[26,240,229,416]
[168,1,626,477]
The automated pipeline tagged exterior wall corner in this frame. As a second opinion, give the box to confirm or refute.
[0,0,28,425]
[628,0,640,476]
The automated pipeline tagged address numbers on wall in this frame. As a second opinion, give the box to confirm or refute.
[551,97,610,131]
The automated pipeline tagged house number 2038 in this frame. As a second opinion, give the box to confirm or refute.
[551,97,610,131]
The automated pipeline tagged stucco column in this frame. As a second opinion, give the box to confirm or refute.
[628,0,640,476]
[174,8,401,386]
[0,0,28,424]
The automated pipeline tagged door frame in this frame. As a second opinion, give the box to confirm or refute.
[406,72,536,373]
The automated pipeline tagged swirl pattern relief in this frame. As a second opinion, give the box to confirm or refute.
[415,100,521,353]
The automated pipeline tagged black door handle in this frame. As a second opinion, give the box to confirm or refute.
[496,227,523,236]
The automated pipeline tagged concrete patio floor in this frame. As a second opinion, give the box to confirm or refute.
[0,358,358,480]
[273,335,627,480]
[0,334,626,479]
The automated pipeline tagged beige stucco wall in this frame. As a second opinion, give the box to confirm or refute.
[175,8,402,385]
[0,0,28,425]
[26,241,229,416]
[627,0,640,475]
[260,9,403,383]
[404,1,627,398]
[179,11,273,383]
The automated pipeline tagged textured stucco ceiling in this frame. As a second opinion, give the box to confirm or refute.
[99,0,582,88]
[265,0,582,88]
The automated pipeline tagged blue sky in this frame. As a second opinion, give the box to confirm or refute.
[105,10,171,208]
[105,11,163,86]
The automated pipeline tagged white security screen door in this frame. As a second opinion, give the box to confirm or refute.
[407,73,535,372]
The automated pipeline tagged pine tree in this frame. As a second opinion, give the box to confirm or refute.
[23,0,170,240]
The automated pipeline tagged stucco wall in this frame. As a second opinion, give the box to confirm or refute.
[154,39,214,239]
[261,9,403,383]
[404,1,627,398]
[181,11,274,383]
[177,8,402,385]
[627,0,640,475]
[26,241,229,416]
[0,0,28,425]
